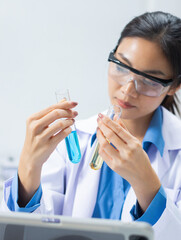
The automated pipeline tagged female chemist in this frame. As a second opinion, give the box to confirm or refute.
[1,11,181,240]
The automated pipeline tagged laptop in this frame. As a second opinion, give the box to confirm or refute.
[0,212,154,240]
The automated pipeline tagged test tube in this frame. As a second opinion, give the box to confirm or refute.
[55,89,81,164]
[90,105,122,170]
[89,141,103,170]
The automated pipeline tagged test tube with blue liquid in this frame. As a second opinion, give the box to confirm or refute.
[55,89,81,164]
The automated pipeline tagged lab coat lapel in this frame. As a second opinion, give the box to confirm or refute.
[148,144,171,182]
[72,139,101,218]
[121,150,169,223]
[121,187,136,222]
[161,107,181,151]
[159,107,181,181]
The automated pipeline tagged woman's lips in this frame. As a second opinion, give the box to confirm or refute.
[116,98,135,109]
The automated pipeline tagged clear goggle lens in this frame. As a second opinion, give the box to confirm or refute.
[108,62,169,97]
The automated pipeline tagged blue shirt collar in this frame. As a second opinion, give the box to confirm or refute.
[91,106,164,156]
[142,106,164,156]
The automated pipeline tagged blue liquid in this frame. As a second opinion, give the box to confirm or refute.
[65,130,81,163]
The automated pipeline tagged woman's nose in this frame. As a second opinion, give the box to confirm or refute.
[121,80,138,98]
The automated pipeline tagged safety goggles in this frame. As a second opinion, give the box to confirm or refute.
[108,50,173,97]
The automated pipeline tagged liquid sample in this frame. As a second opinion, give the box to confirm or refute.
[90,142,103,170]
[65,130,81,163]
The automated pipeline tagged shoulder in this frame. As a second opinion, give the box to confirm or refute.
[161,106,181,150]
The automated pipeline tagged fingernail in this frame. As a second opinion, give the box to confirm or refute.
[98,113,104,119]
[73,111,78,116]
[72,102,78,106]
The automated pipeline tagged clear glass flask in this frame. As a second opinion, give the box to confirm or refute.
[55,89,81,164]
[90,105,122,170]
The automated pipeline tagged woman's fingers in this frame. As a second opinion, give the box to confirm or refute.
[37,109,78,133]
[98,114,135,145]
[97,129,120,166]
[50,126,72,145]
[113,115,128,131]
[97,117,128,152]
[97,120,126,152]
[43,118,75,140]
[26,101,78,135]
[29,101,78,121]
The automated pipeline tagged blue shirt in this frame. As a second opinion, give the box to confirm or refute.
[7,107,166,225]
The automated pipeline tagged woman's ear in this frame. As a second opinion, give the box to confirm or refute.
[167,84,181,96]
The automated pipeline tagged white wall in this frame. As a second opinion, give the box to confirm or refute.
[0,0,181,165]
[146,0,181,17]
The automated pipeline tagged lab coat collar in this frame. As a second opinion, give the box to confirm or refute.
[161,106,181,150]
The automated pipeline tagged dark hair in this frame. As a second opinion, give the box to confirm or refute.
[117,11,181,116]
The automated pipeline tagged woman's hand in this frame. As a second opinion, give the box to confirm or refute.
[96,113,161,212]
[18,100,78,206]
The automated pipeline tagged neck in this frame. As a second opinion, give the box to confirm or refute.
[122,113,153,142]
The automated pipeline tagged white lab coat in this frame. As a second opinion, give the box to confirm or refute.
[1,106,181,240]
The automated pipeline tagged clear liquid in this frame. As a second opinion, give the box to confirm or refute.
[65,130,81,163]
[89,142,103,170]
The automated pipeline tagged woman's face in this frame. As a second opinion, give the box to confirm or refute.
[108,37,174,120]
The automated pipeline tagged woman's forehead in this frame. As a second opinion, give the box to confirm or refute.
[116,37,173,77]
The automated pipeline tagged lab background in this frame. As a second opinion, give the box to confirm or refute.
[0,0,181,200]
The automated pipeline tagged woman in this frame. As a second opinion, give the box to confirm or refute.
[1,11,181,240]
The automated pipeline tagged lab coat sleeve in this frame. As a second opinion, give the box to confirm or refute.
[153,152,181,240]
[153,192,181,240]
[0,141,68,215]
[7,171,42,212]
[130,185,166,225]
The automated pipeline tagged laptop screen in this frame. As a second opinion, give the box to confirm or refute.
[0,223,149,240]
[0,213,153,240]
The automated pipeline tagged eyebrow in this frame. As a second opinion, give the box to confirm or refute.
[117,52,166,76]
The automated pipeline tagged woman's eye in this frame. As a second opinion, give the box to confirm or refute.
[142,78,159,87]
[116,65,129,74]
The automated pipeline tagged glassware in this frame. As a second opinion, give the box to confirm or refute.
[90,105,122,170]
[55,89,81,164]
